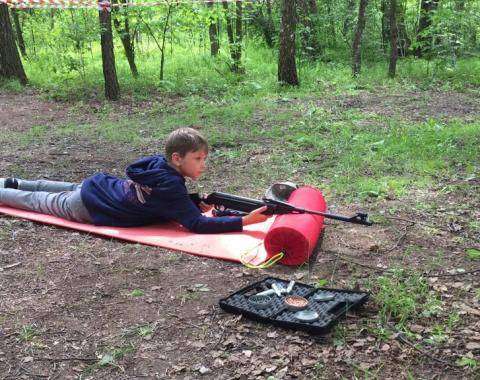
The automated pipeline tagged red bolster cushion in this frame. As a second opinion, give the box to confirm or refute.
[263,186,326,266]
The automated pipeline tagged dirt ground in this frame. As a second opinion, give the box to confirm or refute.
[0,89,479,380]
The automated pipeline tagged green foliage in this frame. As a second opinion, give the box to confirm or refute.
[456,356,478,369]
[278,114,480,199]
[9,0,478,101]
[129,289,144,297]
[315,279,329,287]
[0,78,24,92]
[466,248,480,260]
[19,324,38,342]
[93,343,135,372]
[369,268,442,327]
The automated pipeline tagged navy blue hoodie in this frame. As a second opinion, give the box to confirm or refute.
[80,155,243,233]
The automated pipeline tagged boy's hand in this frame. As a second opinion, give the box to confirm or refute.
[242,206,272,226]
[199,201,213,213]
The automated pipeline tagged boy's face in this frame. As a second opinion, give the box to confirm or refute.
[171,149,208,180]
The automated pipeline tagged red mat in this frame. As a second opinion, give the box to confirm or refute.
[0,205,274,266]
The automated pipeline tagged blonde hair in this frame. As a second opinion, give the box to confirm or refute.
[165,127,208,161]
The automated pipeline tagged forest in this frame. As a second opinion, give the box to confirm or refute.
[0,0,479,379]
[1,0,479,99]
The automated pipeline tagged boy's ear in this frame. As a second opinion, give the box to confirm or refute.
[170,152,182,164]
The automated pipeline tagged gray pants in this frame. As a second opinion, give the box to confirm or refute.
[0,179,93,223]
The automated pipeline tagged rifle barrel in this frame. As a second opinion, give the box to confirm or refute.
[204,192,372,226]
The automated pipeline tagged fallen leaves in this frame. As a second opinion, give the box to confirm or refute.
[198,365,211,375]
[453,302,480,316]
[466,342,480,350]
[188,284,211,292]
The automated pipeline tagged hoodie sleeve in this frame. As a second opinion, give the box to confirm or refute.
[162,181,243,234]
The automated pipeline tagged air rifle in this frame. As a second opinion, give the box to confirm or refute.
[202,192,373,226]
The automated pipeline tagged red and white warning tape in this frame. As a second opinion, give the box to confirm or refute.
[0,0,253,11]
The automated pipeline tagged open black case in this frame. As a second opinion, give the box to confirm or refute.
[219,277,369,334]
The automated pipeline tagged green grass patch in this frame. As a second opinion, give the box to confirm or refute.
[456,356,478,369]
[466,248,480,260]
[128,289,144,297]
[368,268,442,328]
[18,324,39,342]
[4,41,479,202]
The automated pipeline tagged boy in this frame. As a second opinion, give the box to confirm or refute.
[0,128,269,233]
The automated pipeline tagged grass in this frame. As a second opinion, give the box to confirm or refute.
[368,268,442,328]
[2,26,479,201]
[2,27,479,379]
[12,93,477,201]
[5,22,479,101]
[19,324,39,342]
[128,289,145,297]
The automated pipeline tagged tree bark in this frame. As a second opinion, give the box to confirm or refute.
[264,0,275,47]
[11,9,26,57]
[159,4,173,80]
[99,7,120,100]
[0,4,27,84]
[251,0,275,48]
[207,1,219,56]
[352,0,368,77]
[308,0,318,13]
[415,0,439,57]
[222,1,243,73]
[112,5,138,77]
[382,0,410,56]
[297,0,321,58]
[325,0,335,44]
[396,1,410,56]
[388,0,398,78]
[342,0,356,38]
[234,0,243,71]
[278,0,298,85]
[381,0,389,52]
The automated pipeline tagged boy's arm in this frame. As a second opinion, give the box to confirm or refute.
[166,192,243,234]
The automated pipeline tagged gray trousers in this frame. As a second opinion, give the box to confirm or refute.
[0,179,93,223]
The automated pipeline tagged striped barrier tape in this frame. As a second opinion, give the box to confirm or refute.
[0,0,256,11]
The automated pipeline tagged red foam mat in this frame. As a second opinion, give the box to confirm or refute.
[0,205,273,266]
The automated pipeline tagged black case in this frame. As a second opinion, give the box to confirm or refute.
[219,277,369,334]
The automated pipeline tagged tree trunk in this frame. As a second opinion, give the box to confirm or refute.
[233,0,243,72]
[264,0,275,47]
[325,0,335,45]
[342,0,356,38]
[222,1,243,73]
[159,4,173,80]
[415,0,439,57]
[396,1,410,56]
[278,0,298,85]
[352,0,368,77]
[453,0,466,54]
[11,9,26,57]
[381,0,389,52]
[308,0,318,13]
[388,0,398,78]
[112,6,138,77]
[382,0,410,56]
[0,4,27,84]
[251,0,275,48]
[50,9,56,29]
[207,1,219,56]
[298,0,321,58]
[28,9,36,57]
[223,1,235,53]
[99,7,120,100]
